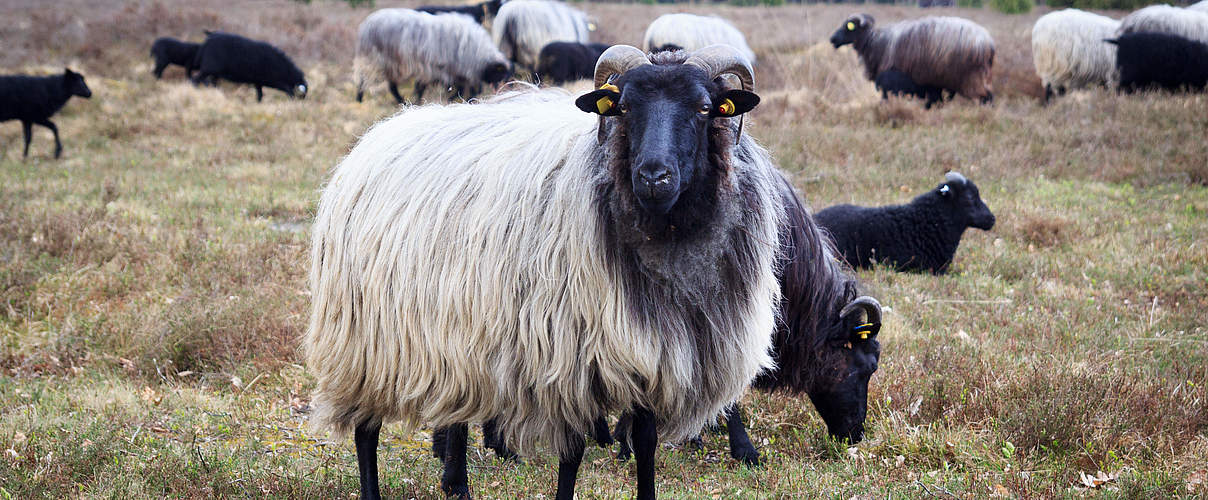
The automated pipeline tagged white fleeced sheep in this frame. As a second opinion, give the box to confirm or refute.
[1031,8,1120,101]
[1117,4,1208,44]
[492,0,590,69]
[642,13,757,64]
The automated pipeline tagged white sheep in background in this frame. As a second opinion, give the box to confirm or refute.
[354,8,511,104]
[492,0,590,69]
[1117,4,1208,43]
[1031,9,1121,102]
[642,13,757,64]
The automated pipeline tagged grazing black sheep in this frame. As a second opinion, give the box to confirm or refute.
[874,69,947,108]
[150,37,201,79]
[535,41,611,85]
[1106,32,1208,92]
[0,68,92,159]
[416,0,502,24]
[191,31,307,101]
[816,172,995,274]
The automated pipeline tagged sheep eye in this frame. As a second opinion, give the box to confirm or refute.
[698,103,711,115]
[847,21,856,31]
[843,341,853,350]
[619,103,629,114]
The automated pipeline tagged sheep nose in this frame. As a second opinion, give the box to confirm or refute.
[636,163,673,192]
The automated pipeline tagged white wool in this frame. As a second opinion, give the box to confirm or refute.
[354,9,507,93]
[1118,4,1208,44]
[492,0,590,69]
[1031,9,1120,91]
[643,13,757,64]
[306,89,782,456]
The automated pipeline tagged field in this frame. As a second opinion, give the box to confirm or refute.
[2,0,1206,498]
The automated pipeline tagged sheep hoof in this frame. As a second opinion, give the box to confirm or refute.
[731,446,760,467]
[685,436,703,451]
[443,485,472,499]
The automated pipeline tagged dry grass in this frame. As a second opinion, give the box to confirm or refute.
[2,0,1207,498]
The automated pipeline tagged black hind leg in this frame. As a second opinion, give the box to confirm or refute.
[481,418,517,461]
[35,119,60,159]
[388,81,405,104]
[21,120,32,158]
[413,82,428,104]
[613,412,633,461]
[354,420,382,500]
[554,430,585,500]
[432,427,448,461]
[591,415,613,447]
[153,60,168,79]
[632,408,658,500]
[440,423,472,498]
[255,85,264,102]
[723,404,760,466]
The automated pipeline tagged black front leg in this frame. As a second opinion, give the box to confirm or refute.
[389,81,405,104]
[723,404,760,466]
[20,120,32,158]
[440,423,471,499]
[354,420,382,500]
[255,85,264,102]
[591,415,614,447]
[554,431,585,500]
[413,81,428,104]
[632,408,657,500]
[613,411,633,461]
[432,427,448,461]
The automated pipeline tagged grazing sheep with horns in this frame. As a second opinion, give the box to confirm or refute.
[1031,9,1121,102]
[643,13,757,64]
[1107,32,1208,92]
[355,9,511,104]
[307,44,782,500]
[0,69,92,159]
[492,0,591,70]
[830,14,996,103]
[816,172,995,275]
[1116,4,1208,44]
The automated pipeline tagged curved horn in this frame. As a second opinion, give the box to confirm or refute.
[683,44,755,91]
[840,296,882,326]
[593,44,651,88]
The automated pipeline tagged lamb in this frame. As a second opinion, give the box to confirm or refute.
[416,0,502,25]
[1031,9,1121,102]
[831,14,996,103]
[355,9,512,104]
[816,172,995,275]
[1117,5,1208,44]
[0,68,92,159]
[1107,32,1208,92]
[191,31,307,101]
[492,0,591,70]
[150,37,201,79]
[874,69,947,108]
[642,14,757,64]
[535,41,611,85]
[307,44,780,500]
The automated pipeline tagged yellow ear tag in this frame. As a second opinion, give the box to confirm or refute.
[596,83,619,114]
[718,98,735,116]
[847,21,856,31]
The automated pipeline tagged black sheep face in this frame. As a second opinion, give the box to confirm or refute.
[808,318,880,443]
[64,69,91,99]
[830,14,874,49]
[480,62,512,86]
[575,65,759,215]
[939,177,995,231]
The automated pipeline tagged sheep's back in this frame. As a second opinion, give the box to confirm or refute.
[1118,5,1208,44]
[887,17,995,92]
[642,14,757,64]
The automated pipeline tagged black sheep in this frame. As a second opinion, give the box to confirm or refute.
[416,0,502,24]
[1106,32,1208,93]
[191,31,307,101]
[0,68,92,159]
[535,42,611,85]
[874,69,948,109]
[816,172,995,274]
[150,37,201,79]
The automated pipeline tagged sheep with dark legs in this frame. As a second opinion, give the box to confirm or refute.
[150,37,201,79]
[0,68,92,159]
[815,172,995,275]
[354,9,511,104]
[874,69,947,108]
[308,44,784,500]
[1030,9,1121,102]
[191,31,307,101]
[831,14,995,104]
[1107,32,1208,92]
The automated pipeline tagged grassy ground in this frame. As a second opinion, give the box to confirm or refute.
[2,0,1206,498]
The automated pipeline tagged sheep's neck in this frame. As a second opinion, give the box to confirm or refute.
[854,29,892,81]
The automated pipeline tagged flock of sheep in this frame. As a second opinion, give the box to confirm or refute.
[1,1,1204,498]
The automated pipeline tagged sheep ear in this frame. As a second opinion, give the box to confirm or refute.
[575,88,622,116]
[939,184,951,197]
[712,90,759,117]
